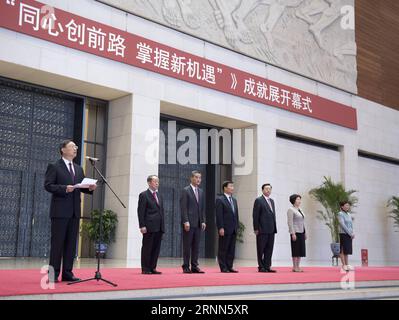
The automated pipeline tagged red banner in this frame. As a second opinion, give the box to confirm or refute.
[0,0,357,129]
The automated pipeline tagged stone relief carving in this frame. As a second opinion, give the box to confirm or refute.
[98,0,357,93]
[161,0,201,29]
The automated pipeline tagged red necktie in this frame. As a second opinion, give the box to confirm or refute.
[152,191,159,205]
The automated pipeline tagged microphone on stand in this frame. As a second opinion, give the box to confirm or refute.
[85,156,100,162]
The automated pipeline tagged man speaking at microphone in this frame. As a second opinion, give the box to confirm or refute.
[44,140,97,283]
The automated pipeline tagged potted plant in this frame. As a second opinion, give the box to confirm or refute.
[236,221,246,244]
[82,209,118,258]
[387,196,399,231]
[309,176,358,258]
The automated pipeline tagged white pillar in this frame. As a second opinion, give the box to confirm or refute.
[105,94,160,264]
[339,139,361,262]
[104,94,133,260]
[234,122,278,260]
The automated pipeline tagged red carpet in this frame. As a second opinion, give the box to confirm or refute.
[0,266,399,297]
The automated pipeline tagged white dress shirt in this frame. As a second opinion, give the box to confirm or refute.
[190,184,199,201]
[263,195,273,210]
[148,188,159,204]
[62,157,75,175]
[190,184,198,192]
[224,193,235,213]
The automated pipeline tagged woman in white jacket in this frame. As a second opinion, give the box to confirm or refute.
[287,194,307,272]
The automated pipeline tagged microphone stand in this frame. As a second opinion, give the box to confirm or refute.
[68,158,126,287]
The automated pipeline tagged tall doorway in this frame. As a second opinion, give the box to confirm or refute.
[0,77,84,257]
[158,115,232,259]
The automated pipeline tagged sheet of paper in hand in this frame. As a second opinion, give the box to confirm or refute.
[74,178,98,189]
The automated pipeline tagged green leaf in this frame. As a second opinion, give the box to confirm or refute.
[81,209,118,244]
[388,196,399,230]
[236,221,246,243]
[309,176,358,243]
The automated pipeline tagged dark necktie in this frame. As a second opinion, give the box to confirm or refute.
[194,187,199,203]
[266,198,272,211]
[68,162,75,183]
[229,196,235,214]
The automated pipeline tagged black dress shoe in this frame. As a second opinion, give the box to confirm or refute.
[182,268,192,274]
[151,270,162,274]
[221,269,230,273]
[62,276,81,282]
[258,268,268,273]
[266,269,277,273]
[191,268,205,273]
[142,271,153,274]
[229,269,239,273]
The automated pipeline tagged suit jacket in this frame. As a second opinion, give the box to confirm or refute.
[180,185,206,227]
[287,206,306,234]
[252,196,277,234]
[215,194,239,235]
[137,189,165,233]
[44,158,92,219]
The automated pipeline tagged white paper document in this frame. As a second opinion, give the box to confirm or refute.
[74,178,98,189]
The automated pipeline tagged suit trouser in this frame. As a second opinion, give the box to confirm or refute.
[141,231,163,272]
[182,227,201,269]
[49,217,80,279]
[217,232,236,271]
[256,233,275,270]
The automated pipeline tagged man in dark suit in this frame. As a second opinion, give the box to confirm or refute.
[180,170,206,273]
[253,183,277,273]
[44,140,97,283]
[137,175,165,274]
[216,181,239,273]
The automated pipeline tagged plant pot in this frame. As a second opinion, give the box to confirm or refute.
[95,243,108,258]
[330,242,340,256]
